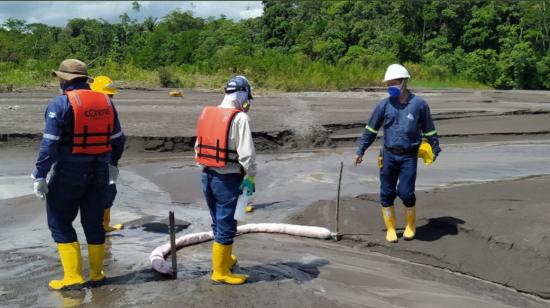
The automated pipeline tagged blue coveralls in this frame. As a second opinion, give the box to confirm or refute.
[356,93,440,207]
[32,82,125,244]
[201,169,243,245]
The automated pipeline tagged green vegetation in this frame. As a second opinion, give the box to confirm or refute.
[0,0,548,90]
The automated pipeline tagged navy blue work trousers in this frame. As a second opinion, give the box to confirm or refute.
[379,150,418,207]
[46,161,109,244]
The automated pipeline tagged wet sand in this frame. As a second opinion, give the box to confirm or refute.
[290,176,550,299]
[2,143,550,307]
[4,232,546,307]
[1,89,550,307]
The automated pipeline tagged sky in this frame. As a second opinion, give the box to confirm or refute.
[0,1,263,27]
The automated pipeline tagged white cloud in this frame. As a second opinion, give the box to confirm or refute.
[0,1,263,27]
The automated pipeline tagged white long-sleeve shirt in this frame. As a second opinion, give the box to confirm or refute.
[195,95,257,176]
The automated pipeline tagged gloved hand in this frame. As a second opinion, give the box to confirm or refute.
[33,178,48,200]
[239,176,255,196]
[108,164,119,185]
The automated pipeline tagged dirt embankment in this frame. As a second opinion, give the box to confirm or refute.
[2,88,550,307]
[1,89,549,152]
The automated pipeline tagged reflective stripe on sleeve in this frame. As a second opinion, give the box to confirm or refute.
[111,131,123,139]
[365,125,378,134]
[422,130,437,137]
[43,133,60,140]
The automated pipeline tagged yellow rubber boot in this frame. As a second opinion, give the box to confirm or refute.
[48,242,85,290]
[88,244,106,283]
[225,246,246,280]
[103,208,124,233]
[403,206,416,240]
[211,242,247,285]
[229,254,238,268]
[381,206,398,243]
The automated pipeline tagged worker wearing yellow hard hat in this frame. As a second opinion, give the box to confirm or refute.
[90,75,118,96]
[90,76,124,233]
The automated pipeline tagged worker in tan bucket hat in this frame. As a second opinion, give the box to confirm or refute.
[32,58,126,290]
[52,59,91,81]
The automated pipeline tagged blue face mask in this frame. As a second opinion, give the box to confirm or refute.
[387,81,403,98]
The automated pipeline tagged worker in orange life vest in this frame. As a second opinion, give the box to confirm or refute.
[31,59,125,290]
[195,75,257,285]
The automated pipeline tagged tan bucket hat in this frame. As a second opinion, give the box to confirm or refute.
[52,59,90,81]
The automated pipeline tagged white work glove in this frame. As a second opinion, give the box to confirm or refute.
[33,178,48,200]
[108,164,119,185]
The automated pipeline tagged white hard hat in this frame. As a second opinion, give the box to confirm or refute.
[383,64,410,82]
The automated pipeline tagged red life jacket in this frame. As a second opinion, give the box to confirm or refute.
[67,89,114,155]
[195,106,241,167]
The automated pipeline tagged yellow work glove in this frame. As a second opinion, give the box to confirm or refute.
[418,140,435,165]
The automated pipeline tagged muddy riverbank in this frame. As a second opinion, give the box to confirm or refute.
[1,88,549,152]
[1,89,549,307]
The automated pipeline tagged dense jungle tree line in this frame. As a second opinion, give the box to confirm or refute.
[0,0,548,90]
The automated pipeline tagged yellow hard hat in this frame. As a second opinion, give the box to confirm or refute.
[418,140,435,165]
[90,75,117,95]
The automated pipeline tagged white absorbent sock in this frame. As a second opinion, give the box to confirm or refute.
[150,223,331,274]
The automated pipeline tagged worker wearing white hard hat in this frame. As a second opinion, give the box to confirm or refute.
[355,64,441,243]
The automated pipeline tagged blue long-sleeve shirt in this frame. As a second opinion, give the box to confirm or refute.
[32,82,125,179]
[356,93,440,156]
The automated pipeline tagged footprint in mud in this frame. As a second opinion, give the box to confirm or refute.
[240,258,330,284]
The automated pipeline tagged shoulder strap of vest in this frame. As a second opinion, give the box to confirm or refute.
[223,109,240,162]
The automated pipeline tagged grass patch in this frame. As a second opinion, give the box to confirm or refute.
[409,79,490,89]
[1,60,491,91]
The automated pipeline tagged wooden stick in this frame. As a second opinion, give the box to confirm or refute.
[169,211,177,279]
[336,161,343,238]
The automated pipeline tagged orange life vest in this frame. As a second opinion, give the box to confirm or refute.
[195,106,241,167]
[67,89,114,155]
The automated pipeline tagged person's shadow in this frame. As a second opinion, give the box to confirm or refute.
[98,258,329,286]
[411,216,465,242]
